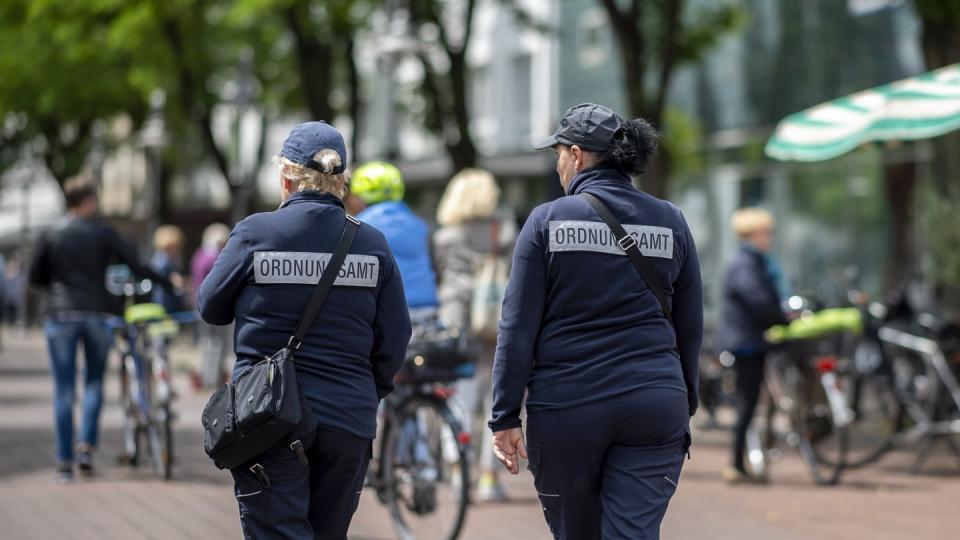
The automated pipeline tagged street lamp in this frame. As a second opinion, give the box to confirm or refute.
[140,89,167,241]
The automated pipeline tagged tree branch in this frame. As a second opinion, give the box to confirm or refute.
[284,2,334,121]
[653,0,683,123]
[599,0,628,38]
[416,51,447,136]
[159,17,230,184]
[461,0,478,54]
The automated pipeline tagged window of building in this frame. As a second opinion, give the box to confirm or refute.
[511,54,533,143]
[579,9,610,68]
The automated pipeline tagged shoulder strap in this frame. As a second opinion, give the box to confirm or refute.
[287,214,361,351]
[579,192,673,324]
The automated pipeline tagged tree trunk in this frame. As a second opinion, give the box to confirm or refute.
[345,37,362,161]
[921,12,960,196]
[884,161,918,288]
[447,51,478,172]
[285,4,334,122]
[640,151,669,199]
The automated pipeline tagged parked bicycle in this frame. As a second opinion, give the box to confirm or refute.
[834,290,960,472]
[366,320,474,540]
[745,304,860,485]
[106,264,194,480]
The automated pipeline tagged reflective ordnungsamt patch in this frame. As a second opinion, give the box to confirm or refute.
[548,220,674,259]
[253,252,380,287]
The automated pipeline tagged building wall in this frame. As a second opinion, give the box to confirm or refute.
[356,0,561,220]
[555,0,925,310]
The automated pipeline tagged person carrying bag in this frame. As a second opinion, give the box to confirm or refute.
[470,219,510,341]
[197,121,411,539]
[201,214,359,474]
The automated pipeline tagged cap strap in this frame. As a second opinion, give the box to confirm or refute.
[304,159,346,175]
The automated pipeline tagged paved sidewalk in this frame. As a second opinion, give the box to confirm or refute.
[0,330,552,540]
[3,328,960,539]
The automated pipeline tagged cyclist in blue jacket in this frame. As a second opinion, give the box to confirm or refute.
[351,161,439,322]
[197,122,411,539]
[489,104,703,540]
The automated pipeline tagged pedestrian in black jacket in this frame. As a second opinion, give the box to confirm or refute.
[716,207,789,483]
[490,103,703,539]
[29,176,172,482]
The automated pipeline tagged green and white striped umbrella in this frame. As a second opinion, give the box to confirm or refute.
[765,63,960,162]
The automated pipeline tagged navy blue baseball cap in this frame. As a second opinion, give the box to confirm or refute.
[533,103,624,152]
[280,121,347,174]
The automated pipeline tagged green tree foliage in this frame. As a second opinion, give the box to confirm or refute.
[0,0,147,183]
[0,0,372,220]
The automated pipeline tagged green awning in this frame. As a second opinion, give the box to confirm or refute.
[765,64,960,162]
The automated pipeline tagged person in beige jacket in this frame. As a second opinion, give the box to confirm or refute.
[434,168,517,501]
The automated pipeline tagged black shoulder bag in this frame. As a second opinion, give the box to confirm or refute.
[202,214,360,472]
[579,192,672,323]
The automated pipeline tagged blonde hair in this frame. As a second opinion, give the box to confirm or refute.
[436,168,501,226]
[276,149,348,199]
[731,208,775,239]
[154,225,184,252]
[202,223,230,248]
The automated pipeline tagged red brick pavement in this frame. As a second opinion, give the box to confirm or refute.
[3,329,960,539]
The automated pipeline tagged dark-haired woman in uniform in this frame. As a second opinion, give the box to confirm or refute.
[489,103,703,539]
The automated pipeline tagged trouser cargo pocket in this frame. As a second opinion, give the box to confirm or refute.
[527,443,563,538]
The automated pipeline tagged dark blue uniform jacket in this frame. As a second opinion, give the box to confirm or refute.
[197,191,412,440]
[489,165,703,432]
[715,246,788,355]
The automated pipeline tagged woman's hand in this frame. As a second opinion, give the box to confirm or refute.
[492,427,527,475]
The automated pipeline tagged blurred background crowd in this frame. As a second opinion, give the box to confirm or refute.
[2,0,959,334]
[2,1,960,536]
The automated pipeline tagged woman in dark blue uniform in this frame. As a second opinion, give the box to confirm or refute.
[489,104,703,540]
[198,122,411,539]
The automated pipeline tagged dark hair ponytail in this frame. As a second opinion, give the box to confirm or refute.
[600,118,659,176]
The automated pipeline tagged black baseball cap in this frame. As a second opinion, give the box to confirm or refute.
[533,103,625,152]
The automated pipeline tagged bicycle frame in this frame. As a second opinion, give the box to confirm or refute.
[875,326,960,470]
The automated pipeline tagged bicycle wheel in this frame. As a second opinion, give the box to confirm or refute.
[147,405,174,480]
[147,346,175,480]
[823,338,902,468]
[383,397,469,540]
[118,354,141,466]
[794,372,847,485]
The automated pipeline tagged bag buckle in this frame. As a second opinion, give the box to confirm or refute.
[249,463,271,489]
[617,235,637,252]
[346,214,360,226]
[287,336,302,351]
[290,439,309,466]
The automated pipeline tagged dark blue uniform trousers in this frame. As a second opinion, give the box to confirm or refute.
[231,427,371,539]
[526,387,691,540]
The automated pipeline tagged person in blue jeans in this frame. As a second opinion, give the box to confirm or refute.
[29,176,172,482]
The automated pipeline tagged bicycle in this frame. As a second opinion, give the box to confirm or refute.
[106,265,194,480]
[745,307,859,485]
[366,321,473,540]
[837,291,960,472]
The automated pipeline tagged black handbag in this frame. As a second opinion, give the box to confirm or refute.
[201,214,360,471]
[400,320,478,383]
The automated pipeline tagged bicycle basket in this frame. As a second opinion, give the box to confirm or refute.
[400,325,477,383]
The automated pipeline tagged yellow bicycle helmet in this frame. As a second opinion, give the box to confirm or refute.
[351,161,405,205]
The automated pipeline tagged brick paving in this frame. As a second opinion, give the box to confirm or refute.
[2,328,960,539]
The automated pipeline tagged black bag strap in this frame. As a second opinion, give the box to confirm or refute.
[579,192,673,324]
[287,214,361,351]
